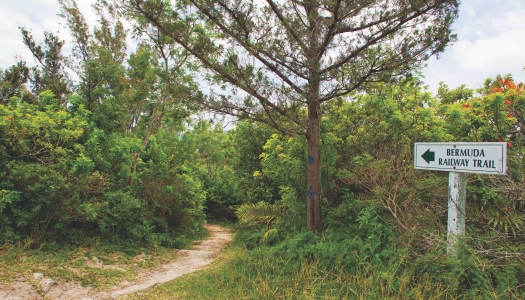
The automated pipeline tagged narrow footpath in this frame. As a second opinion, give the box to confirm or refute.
[0,224,233,300]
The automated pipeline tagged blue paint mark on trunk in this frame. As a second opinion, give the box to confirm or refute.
[308,156,314,165]
[307,186,315,202]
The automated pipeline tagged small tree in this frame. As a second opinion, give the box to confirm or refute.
[20,29,71,105]
[122,0,459,231]
[59,0,197,185]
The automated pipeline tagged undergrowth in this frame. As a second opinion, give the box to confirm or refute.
[130,245,459,299]
[132,218,524,299]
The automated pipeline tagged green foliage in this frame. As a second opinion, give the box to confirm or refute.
[124,0,461,232]
[437,82,474,104]
[236,202,287,229]
[0,61,34,105]
[2,1,524,296]
[135,216,524,299]
[0,96,89,243]
[0,0,209,250]
[217,76,525,298]
[437,79,525,243]
[20,28,70,104]
[230,120,279,205]
[0,95,205,248]
[179,120,241,221]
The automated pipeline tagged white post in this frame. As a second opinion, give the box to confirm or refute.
[447,171,466,255]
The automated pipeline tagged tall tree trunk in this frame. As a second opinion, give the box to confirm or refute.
[306,102,322,231]
[306,0,322,232]
[306,85,322,232]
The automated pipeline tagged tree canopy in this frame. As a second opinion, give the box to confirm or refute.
[121,0,460,230]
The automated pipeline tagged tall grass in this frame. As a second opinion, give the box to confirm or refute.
[130,245,466,299]
[130,217,525,300]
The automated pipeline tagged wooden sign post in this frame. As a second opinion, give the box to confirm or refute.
[414,142,507,254]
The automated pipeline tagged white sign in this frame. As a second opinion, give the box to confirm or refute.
[414,142,507,175]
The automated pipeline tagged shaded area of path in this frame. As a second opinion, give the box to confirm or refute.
[0,224,232,300]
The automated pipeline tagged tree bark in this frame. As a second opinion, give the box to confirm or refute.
[306,100,322,231]
[305,0,322,232]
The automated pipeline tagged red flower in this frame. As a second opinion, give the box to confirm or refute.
[508,141,513,147]
[505,100,512,105]
[508,113,513,118]
[462,104,472,109]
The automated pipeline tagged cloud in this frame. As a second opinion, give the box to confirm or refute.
[0,0,67,61]
[0,0,98,70]
[452,8,525,73]
[422,3,525,94]
[464,3,476,16]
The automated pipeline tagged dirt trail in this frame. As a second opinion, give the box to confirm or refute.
[0,224,232,300]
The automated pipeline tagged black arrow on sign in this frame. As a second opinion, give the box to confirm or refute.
[421,149,435,164]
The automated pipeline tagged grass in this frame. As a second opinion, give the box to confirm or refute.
[0,241,181,289]
[0,225,211,290]
[2,224,520,299]
[127,245,459,300]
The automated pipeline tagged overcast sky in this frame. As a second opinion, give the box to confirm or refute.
[1,0,524,95]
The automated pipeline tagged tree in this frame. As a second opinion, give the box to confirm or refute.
[58,0,128,117]
[20,29,71,105]
[122,0,459,231]
[123,24,197,186]
[59,0,197,186]
[0,61,33,105]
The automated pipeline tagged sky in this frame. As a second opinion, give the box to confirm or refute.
[1,0,524,95]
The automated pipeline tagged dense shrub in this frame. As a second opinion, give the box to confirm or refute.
[0,95,206,249]
[231,77,525,297]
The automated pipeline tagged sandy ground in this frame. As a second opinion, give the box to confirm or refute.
[0,224,232,300]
